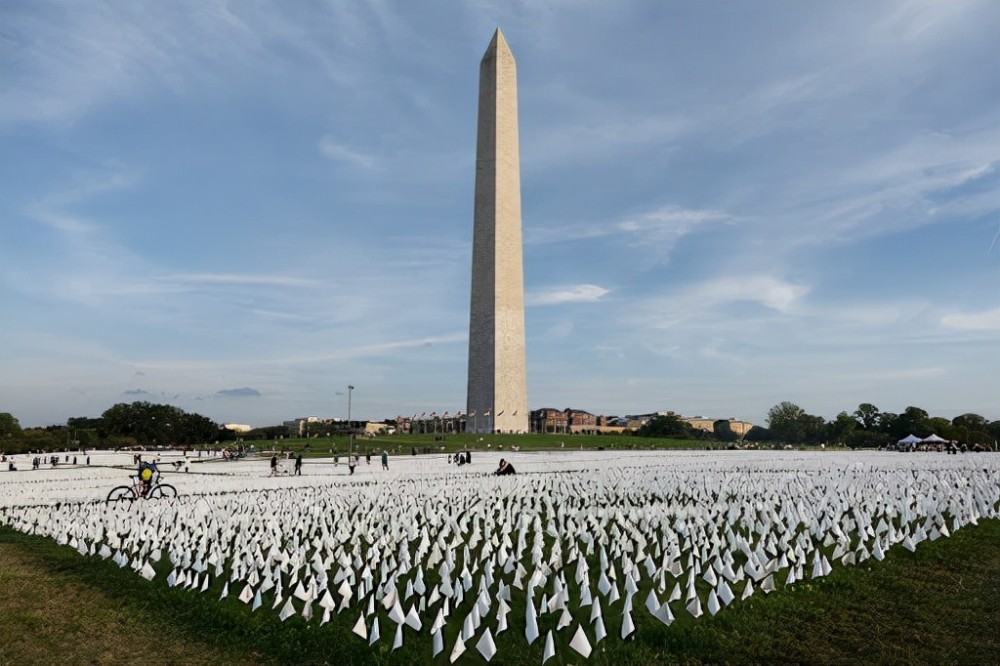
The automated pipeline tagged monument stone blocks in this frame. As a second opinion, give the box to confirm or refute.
[466,29,528,434]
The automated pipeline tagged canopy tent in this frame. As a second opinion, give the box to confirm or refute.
[921,434,948,443]
[897,434,922,445]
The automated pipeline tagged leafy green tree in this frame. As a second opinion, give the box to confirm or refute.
[636,413,696,439]
[22,428,62,451]
[988,421,1000,446]
[713,420,738,442]
[950,414,990,446]
[767,402,807,442]
[847,429,890,449]
[827,411,857,443]
[67,416,102,430]
[176,413,220,445]
[0,412,23,439]
[928,417,953,439]
[853,403,881,430]
[952,413,987,430]
[744,425,774,442]
[878,412,898,435]
[890,406,931,439]
[101,401,219,446]
[802,414,827,444]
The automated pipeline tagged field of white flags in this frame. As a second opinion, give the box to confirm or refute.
[2,449,999,663]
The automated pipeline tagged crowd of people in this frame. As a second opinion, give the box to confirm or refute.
[265,450,393,476]
[449,450,472,466]
[260,448,517,477]
[885,441,987,453]
[2,452,93,471]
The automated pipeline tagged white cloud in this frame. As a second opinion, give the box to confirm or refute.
[528,284,610,306]
[528,205,730,265]
[522,114,690,170]
[618,206,731,260]
[318,135,377,168]
[3,2,998,427]
[0,2,397,127]
[691,276,809,313]
[941,308,1000,331]
[544,321,574,338]
[163,273,320,288]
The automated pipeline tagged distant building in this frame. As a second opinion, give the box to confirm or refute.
[530,408,599,433]
[365,422,391,436]
[283,416,320,437]
[682,416,753,438]
[625,413,660,429]
[397,413,465,435]
[530,408,567,433]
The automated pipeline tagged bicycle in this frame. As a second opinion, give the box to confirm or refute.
[106,469,177,503]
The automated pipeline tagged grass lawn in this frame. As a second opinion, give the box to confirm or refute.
[1,519,996,665]
[238,432,799,459]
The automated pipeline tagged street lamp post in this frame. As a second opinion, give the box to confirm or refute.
[347,385,354,460]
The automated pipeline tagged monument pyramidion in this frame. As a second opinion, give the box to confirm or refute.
[466,28,528,435]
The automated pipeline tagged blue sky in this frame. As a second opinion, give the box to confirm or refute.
[2,1,998,428]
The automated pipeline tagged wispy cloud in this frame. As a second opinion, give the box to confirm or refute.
[2,1,997,428]
[636,276,809,330]
[528,205,730,263]
[617,206,731,259]
[318,135,377,168]
[528,284,610,306]
[522,114,690,170]
[941,308,1000,332]
[692,276,809,313]
[163,273,320,288]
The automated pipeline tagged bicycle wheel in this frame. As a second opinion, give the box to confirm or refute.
[149,483,177,499]
[107,485,135,504]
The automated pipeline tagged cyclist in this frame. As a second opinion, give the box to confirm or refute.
[137,459,159,497]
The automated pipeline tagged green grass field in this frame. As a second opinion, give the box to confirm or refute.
[2,519,996,665]
[241,432,799,458]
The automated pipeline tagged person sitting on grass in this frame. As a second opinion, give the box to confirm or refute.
[494,458,516,476]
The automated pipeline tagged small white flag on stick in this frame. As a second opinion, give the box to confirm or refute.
[569,624,592,658]
[352,614,367,640]
[476,629,497,662]
[542,630,555,664]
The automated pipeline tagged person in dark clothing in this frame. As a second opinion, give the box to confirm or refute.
[270,455,278,477]
[494,458,516,476]
[295,453,303,476]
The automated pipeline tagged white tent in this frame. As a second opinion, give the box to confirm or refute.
[921,434,948,444]
[897,434,922,446]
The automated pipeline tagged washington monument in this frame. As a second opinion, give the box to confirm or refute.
[466,28,528,434]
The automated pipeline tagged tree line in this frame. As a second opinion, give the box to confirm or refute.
[0,402,233,454]
[633,402,998,447]
[760,402,998,447]
[0,401,361,455]
[2,399,997,453]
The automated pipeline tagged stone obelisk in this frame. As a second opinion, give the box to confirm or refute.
[466,28,528,434]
